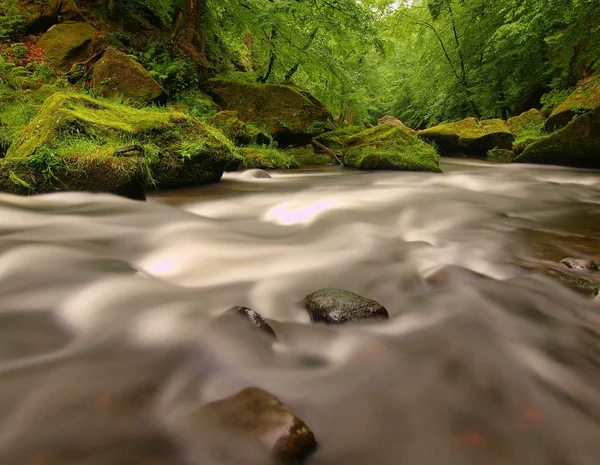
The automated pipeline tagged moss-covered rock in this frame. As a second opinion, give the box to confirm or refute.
[545,75,600,132]
[37,22,97,73]
[21,0,83,33]
[314,126,366,153]
[507,109,545,136]
[285,145,334,165]
[5,93,237,195]
[207,111,271,146]
[486,148,515,163]
[91,48,165,105]
[514,107,600,168]
[342,125,441,172]
[378,115,417,134]
[236,147,298,170]
[418,117,514,155]
[209,79,332,146]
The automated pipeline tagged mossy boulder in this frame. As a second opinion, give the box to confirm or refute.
[486,148,515,163]
[418,117,514,155]
[236,147,298,170]
[285,145,334,165]
[208,111,271,146]
[21,0,83,33]
[314,126,366,153]
[91,48,165,105]
[5,93,237,195]
[342,125,441,172]
[378,115,417,134]
[507,109,545,136]
[38,22,97,73]
[209,79,332,146]
[514,107,600,169]
[544,75,600,132]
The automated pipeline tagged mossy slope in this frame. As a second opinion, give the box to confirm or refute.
[342,125,441,172]
[545,75,600,132]
[514,107,600,169]
[419,117,514,155]
[5,92,237,195]
[91,48,165,105]
[209,79,332,146]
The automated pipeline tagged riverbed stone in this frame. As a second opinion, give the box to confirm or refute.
[342,125,441,172]
[195,387,317,465]
[37,22,98,73]
[209,79,332,146]
[302,288,389,324]
[560,258,599,271]
[425,265,490,288]
[92,48,165,105]
[418,117,514,155]
[228,306,276,338]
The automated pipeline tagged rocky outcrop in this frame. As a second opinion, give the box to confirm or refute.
[514,107,600,168]
[91,48,165,105]
[419,117,514,155]
[4,93,237,197]
[302,288,389,324]
[209,79,332,146]
[21,0,83,33]
[507,109,545,136]
[208,111,271,146]
[37,22,97,73]
[378,115,416,134]
[544,75,600,132]
[342,125,441,172]
[314,126,366,153]
[194,387,317,465]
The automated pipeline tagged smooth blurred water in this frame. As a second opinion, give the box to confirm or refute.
[0,159,599,465]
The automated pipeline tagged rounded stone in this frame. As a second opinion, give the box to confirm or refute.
[228,306,276,338]
[302,288,389,324]
[560,258,598,271]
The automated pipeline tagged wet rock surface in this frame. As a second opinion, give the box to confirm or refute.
[560,257,599,271]
[425,265,491,288]
[193,387,317,465]
[229,306,277,338]
[302,288,389,324]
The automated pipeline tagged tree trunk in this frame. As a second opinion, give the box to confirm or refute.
[175,0,205,62]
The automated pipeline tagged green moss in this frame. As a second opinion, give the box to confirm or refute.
[91,48,164,105]
[4,92,237,195]
[209,79,332,146]
[171,90,220,121]
[545,75,600,131]
[285,145,334,165]
[514,107,600,168]
[507,109,545,138]
[486,148,515,163]
[237,146,299,170]
[342,125,441,173]
[315,125,366,152]
[22,0,82,33]
[419,117,514,154]
[37,22,97,73]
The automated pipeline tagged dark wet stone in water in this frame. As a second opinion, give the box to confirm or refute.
[241,169,272,179]
[229,306,276,338]
[196,387,317,465]
[543,269,600,298]
[302,288,389,324]
[560,258,598,271]
[424,265,490,287]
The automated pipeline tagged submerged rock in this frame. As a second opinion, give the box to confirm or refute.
[3,93,237,197]
[425,265,491,288]
[228,306,276,338]
[37,22,98,73]
[209,79,332,146]
[302,288,389,324]
[560,258,599,271]
[239,169,272,179]
[92,48,164,105]
[195,387,317,465]
[342,125,441,172]
[545,75,600,132]
[514,107,600,168]
[419,117,514,155]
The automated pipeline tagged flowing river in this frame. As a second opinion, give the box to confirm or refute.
[0,159,599,465]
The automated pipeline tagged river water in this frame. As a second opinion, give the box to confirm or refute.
[0,159,599,465]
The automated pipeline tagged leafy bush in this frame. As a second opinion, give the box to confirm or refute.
[143,43,198,96]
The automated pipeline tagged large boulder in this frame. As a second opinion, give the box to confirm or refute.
[4,93,238,196]
[91,48,165,105]
[544,75,600,132]
[513,107,600,169]
[314,125,366,153]
[342,125,441,172]
[378,115,417,134]
[418,117,514,155]
[193,387,317,465]
[21,0,83,33]
[506,109,545,136]
[37,22,98,73]
[208,79,332,146]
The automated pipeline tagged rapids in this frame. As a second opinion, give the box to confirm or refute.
[0,159,599,465]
